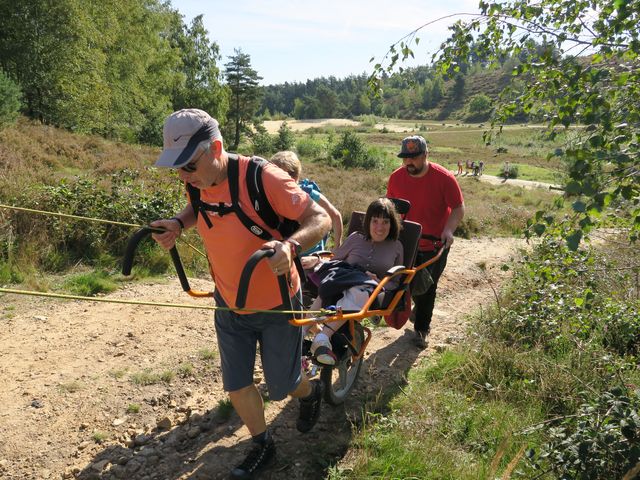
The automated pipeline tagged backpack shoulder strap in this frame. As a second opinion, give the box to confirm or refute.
[186,154,299,242]
[247,156,280,231]
[227,154,273,240]
[226,152,240,207]
[187,182,200,217]
[186,182,216,228]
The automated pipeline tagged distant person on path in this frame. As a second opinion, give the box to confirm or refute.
[503,160,510,179]
[270,151,343,251]
[471,161,478,176]
[150,109,331,479]
[478,160,484,176]
[465,159,471,175]
[386,135,465,348]
[456,159,463,176]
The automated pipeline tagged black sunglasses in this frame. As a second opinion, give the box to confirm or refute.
[180,149,205,173]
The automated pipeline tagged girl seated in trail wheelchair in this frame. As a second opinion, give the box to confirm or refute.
[301,197,404,365]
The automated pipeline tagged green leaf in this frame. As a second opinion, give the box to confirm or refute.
[572,200,586,213]
[566,231,583,251]
[589,135,604,147]
[533,223,546,236]
[565,181,582,195]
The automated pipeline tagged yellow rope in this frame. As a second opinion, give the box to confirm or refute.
[0,287,324,315]
[0,203,206,258]
[0,204,328,315]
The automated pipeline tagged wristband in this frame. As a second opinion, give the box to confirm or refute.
[170,217,185,230]
[285,239,302,258]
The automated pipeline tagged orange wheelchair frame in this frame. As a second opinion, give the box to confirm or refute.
[123,227,443,405]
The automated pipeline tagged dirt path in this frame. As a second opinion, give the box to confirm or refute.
[0,236,525,480]
[262,118,548,135]
[460,173,562,192]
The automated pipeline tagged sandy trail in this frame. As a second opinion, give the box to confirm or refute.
[0,236,525,479]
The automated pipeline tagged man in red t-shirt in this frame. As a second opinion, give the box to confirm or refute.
[387,135,465,348]
[150,109,331,479]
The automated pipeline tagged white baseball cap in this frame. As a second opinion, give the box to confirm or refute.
[155,109,222,168]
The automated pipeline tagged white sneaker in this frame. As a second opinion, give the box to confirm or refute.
[310,337,336,366]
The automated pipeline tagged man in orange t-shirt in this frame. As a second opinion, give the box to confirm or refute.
[150,109,330,479]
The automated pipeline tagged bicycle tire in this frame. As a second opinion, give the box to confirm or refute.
[320,322,364,406]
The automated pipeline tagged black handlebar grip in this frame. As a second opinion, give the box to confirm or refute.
[277,275,291,312]
[122,227,191,292]
[236,249,274,308]
[122,227,154,275]
[236,249,291,310]
[389,197,411,215]
[169,246,191,292]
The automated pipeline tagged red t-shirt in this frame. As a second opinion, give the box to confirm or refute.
[193,155,311,312]
[387,162,464,251]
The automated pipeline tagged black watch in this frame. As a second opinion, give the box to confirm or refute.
[285,239,302,258]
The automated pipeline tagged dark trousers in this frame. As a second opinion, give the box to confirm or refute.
[412,247,450,333]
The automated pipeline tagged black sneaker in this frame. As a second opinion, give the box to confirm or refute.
[230,436,275,479]
[296,379,323,433]
[414,327,430,349]
[414,329,428,349]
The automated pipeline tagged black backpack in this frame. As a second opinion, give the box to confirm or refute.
[186,153,299,241]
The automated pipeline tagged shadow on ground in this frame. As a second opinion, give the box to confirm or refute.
[77,329,424,479]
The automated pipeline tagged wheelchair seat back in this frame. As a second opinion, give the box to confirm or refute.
[346,212,422,269]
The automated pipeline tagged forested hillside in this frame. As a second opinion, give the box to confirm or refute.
[0,1,228,145]
[259,47,542,122]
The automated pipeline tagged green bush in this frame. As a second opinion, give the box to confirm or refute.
[487,238,640,358]
[62,270,118,296]
[600,303,640,356]
[357,114,377,127]
[331,131,384,170]
[500,163,519,179]
[454,217,480,239]
[468,94,492,114]
[0,69,21,126]
[536,387,640,479]
[251,122,274,156]
[274,121,294,151]
[7,170,183,273]
[296,137,326,159]
[0,260,23,284]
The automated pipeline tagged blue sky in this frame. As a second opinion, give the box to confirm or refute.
[172,1,482,85]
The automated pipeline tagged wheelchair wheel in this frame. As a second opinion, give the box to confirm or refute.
[320,322,365,406]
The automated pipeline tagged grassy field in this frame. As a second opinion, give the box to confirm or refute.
[291,121,565,239]
[279,119,567,182]
[0,117,567,283]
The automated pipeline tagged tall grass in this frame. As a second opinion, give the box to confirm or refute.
[338,236,640,479]
[1,120,566,285]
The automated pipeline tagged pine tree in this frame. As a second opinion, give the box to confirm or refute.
[224,49,262,149]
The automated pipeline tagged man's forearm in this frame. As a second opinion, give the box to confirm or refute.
[441,204,465,248]
[445,204,465,234]
[289,204,331,252]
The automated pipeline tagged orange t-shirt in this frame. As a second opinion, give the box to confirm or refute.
[193,155,310,312]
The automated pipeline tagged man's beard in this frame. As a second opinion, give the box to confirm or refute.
[406,164,424,175]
